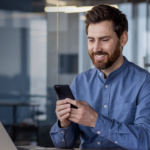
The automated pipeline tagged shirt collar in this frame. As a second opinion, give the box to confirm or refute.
[97,56,129,82]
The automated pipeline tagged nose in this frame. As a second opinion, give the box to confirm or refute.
[93,41,102,52]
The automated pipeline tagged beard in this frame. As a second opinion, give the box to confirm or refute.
[88,42,121,70]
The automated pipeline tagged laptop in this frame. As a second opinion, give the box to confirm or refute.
[0,122,30,150]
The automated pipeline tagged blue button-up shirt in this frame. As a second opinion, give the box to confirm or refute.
[50,57,150,150]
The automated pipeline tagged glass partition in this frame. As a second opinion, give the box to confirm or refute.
[0,10,47,146]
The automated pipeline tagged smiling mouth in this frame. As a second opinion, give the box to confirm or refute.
[95,55,106,58]
[94,54,107,61]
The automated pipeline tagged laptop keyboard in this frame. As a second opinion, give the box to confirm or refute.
[17,147,31,150]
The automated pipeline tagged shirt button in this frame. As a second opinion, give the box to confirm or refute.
[97,142,100,145]
[115,141,118,144]
[100,73,102,76]
[61,131,64,133]
[97,131,100,134]
[105,85,108,88]
[104,105,107,108]
[62,139,65,141]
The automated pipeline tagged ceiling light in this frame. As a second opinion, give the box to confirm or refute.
[44,6,77,12]
[44,5,118,13]
[64,6,93,13]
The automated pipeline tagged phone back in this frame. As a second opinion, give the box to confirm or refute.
[54,85,77,109]
[54,85,75,100]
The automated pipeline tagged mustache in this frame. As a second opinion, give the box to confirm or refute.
[92,51,108,56]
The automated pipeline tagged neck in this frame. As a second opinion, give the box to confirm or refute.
[101,54,124,79]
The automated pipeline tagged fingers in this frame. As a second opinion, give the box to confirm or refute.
[69,109,82,119]
[77,100,88,105]
[69,113,77,119]
[56,100,71,120]
[58,107,71,118]
[68,113,82,124]
[59,113,70,122]
[56,100,66,106]
[56,103,70,112]
[70,108,78,114]
[65,98,81,107]
[65,98,88,107]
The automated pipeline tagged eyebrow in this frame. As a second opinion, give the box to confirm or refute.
[87,36,111,39]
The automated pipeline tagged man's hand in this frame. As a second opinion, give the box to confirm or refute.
[55,100,71,128]
[65,98,98,128]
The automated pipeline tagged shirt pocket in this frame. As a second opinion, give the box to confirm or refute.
[109,103,136,124]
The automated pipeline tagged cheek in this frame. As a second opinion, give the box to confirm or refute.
[88,44,93,52]
[103,42,116,54]
[101,45,111,54]
[88,49,92,55]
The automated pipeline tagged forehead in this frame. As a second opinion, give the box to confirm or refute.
[88,21,116,38]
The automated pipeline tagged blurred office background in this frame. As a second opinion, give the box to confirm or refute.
[0,0,150,148]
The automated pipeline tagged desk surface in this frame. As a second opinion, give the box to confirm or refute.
[17,146,125,150]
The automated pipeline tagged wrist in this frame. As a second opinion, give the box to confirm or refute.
[59,121,71,128]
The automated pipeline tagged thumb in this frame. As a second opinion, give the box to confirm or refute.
[77,100,88,105]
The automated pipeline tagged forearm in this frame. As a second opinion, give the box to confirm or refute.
[50,120,80,148]
[92,114,150,150]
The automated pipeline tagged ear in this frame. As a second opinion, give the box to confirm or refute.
[120,31,128,47]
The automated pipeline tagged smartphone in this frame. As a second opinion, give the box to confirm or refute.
[54,85,78,109]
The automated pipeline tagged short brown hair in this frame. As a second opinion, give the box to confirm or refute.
[85,4,128,39]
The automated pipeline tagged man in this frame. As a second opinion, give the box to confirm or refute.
[50,4,150,150]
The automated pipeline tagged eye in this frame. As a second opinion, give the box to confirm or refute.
[103,39,109,42]
[88,40,94,43]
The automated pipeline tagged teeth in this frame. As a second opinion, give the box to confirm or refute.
[96,55,105,58]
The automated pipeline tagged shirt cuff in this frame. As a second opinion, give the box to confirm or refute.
[50,120,73,133]
[92,113,113,137]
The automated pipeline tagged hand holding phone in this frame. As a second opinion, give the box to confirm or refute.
[54,85,77,128]
[54,85,78,109]
[55,100,71,128]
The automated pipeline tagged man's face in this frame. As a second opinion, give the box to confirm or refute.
[88,21,122,70]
